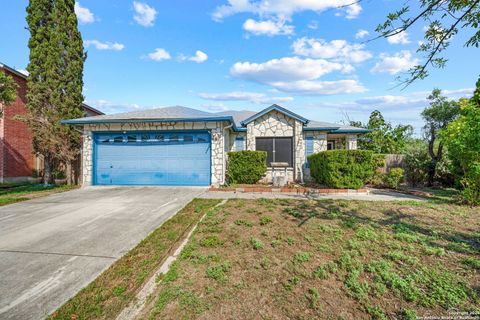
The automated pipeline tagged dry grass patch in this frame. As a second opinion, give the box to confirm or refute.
[49,198,221,320]
[144,198,480,319]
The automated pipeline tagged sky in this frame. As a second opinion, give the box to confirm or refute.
[1,0,479,133]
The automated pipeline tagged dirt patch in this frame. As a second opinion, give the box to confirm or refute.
[141,198,480,319]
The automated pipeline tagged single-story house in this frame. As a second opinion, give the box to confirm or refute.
[63,104,369,186]
[0,62,103,183]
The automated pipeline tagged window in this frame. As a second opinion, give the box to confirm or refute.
[113,136,123,143]
[141,134,149,142]
[235,137,245,151]
[127,135,137,143]
[305,136,314,168]
[327,140,335,150]
[255,137,293,167]
[183,135,193,143]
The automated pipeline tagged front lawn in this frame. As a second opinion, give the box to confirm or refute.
[0,183,75,206]
[144,198,480,319]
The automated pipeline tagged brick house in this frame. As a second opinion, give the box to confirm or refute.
[0,62,103,183]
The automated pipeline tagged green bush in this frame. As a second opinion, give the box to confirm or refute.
[404,141,430,187]
[367,154,386,187]
[227,151,267,184]
[384,168,404,189]
[372,154,386,169]
[308,150,376,189]
[461,163,480,206]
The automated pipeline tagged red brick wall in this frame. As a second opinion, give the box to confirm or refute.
[0,67,103,181]
[0,69,34,179]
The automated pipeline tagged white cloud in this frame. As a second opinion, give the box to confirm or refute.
[387,30,410,44]
[231,57,350,82]
[242,18,294,36]
[133,1,157,27]
[87,99,146,114]
[345,3,362,19]
[178,51,209,63]
[370,51,419,75]
[230,57,365,95]
[267,79,366,95]
[292,37,372,63]
[189,50,208,63]
[355,29,369,39]
[212,0,362,22]
[85,40,125,51]
[74,1,95,24]
[199,91,293,103]
[146,48,171,61]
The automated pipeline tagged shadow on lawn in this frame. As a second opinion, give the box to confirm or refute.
[288,200,479,256]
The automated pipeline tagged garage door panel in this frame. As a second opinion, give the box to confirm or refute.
[93,132,211,186]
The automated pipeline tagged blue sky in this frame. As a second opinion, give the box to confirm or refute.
[1,0,478,132]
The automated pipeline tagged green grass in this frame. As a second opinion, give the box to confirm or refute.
[96,197,480,319]
[49,199,221,320]
[0,183,75,206]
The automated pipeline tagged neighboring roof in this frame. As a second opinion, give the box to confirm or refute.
[62,104,369,133]
[0,61,104,115]
[82,103,104,116]
[241,104,308,126]
[305,120,370,133]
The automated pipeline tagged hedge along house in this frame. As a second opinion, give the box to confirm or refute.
[63,104,369,186]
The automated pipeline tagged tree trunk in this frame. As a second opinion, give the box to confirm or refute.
[427,160,436,187]
[43,155,54,185]
[66,161,72,185]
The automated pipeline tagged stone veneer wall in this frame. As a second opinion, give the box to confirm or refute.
[228,132,246,152]
[81,121,227,186]
[244,110,304,183]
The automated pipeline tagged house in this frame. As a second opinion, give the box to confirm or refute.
[0,62,104,183]
[64,104,369,186]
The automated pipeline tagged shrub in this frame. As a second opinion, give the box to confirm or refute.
[226,151,267,184]
[461,163,480,206]
[308,150,376,189]
[403,141,430,187]
[384,168,404,189]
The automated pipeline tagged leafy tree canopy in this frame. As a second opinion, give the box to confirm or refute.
[376,0,480,86]
[351,110,413,154]
[0,72,18,110]
[441,78,480,204]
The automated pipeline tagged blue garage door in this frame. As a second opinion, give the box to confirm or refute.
[93,131,211,186]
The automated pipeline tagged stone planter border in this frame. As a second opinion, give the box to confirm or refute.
[209,186,369,194]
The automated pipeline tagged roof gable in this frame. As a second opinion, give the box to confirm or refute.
[240,104,308,126]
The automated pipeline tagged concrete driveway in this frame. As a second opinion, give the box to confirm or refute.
[0,186,206,320]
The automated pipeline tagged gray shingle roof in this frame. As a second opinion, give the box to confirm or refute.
[63,105,368,133]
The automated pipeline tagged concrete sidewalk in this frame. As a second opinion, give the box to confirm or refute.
[199,188,425,201]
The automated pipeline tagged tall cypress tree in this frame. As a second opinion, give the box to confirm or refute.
[50,0,85,184]
[25,0,85,185]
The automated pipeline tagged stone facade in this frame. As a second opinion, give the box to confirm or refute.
[81,121,227,186]
[244,110,301,183]
[79,110,360,187]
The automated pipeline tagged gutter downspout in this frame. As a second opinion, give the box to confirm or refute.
[222,123,234,185]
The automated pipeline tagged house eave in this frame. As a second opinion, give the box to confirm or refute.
[303,127,340,131]
[240,104,309,126]
[61,116,248,132]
